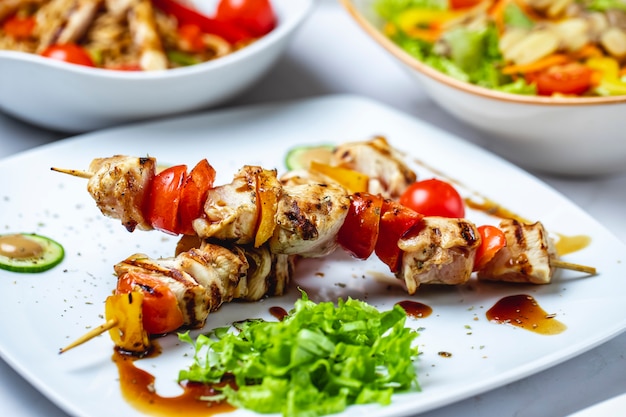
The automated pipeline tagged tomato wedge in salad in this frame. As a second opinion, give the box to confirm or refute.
[215,0,277,38]
[527,63,595,96]
[40,44,95,67]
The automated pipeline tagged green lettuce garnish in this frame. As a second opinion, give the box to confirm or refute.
[178,291,420,417]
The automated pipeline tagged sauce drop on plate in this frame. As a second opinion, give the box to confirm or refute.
[113,350,235,417]
[395,300,433,319]
[486,294,566,335]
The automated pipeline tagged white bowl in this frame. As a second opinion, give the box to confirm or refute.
[0,0,312,133]
[340,0,626,177]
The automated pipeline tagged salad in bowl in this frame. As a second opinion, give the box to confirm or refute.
[375,0,626,97]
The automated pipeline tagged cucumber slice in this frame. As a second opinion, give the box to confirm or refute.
[0,233,65,273]
[285,144,335,170]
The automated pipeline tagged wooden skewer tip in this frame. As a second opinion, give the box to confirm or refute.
[59,318,118,354]
[50,167,93,179]
[551,258,597,276]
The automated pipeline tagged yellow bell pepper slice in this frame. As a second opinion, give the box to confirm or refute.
[396,8,464,40]
[254,169,281,248]
[105,291,151,354]
[309,161,369,194]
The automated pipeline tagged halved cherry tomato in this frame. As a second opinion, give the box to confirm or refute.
[337,192,384,259]
[215,0,277,38]
[145,164,187,234]
[399,178,465,218]
[116,272,185,335]
[473,225,507,271]
[40,43,95,67]
[375,199,424,273]
[177,159,216,235]
[151,0,254,44]
[527,63,594,96]
[2,15,36,39]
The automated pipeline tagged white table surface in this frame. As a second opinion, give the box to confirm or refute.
[1,1,625,416]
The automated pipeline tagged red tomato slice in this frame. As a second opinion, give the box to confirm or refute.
[2,15,36,40]
[473,225,507,271]
[527,63,594,96]
[337,192,384,259]
[215,0,277,38]
[374,199,424,273]
[177,159,216,235]
[145,164,187,234]
[116,273,184,335]
[40,43,95,67]
[178,23,206,52]
[399,178,465,218]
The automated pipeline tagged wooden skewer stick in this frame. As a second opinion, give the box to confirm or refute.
[59,318,118,354]
[50,167,93,179]
[551,259,597,275]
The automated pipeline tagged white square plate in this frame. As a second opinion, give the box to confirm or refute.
[1,95,625,417]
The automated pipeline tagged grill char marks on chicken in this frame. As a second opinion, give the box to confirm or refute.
[477,219,556,284]
[87,155,156,232]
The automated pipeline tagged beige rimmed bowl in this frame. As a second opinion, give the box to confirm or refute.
[340,0,626,177]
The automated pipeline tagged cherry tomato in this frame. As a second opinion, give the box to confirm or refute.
[449,0,483,9]
[473,225,507,271]
[116,273,184,335]
[152,0,253,44]
[337,192,384,259]
[375,199,424,273]
[399,178,465,218]
[2,15,36,40]
[215,0,277,38]
[40,43,95,67]
[145,164,187,234]
[177,159,216,235]
[527,63,594,96]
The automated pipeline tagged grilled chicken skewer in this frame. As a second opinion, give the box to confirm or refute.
[60,237,295,354]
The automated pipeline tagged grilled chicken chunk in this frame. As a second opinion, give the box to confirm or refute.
[0,0,43,21]
[397,216,481,294]
[127,0,168,70]
[194,165,262,245]
[269,181,351,257]
[332,136,417,199]
[477,219,556,284]
[87,155,156,232]
[35,0,103,51]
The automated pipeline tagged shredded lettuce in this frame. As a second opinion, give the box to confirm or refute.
[178,291,420,417]
[376,0,539,94]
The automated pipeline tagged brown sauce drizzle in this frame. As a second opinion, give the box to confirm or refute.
[0,234,43,259]
[395,300,433,319]
[113,350,235,417]
[486,294,566,335]
[465,197,591,256]
[269,306,288,321]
